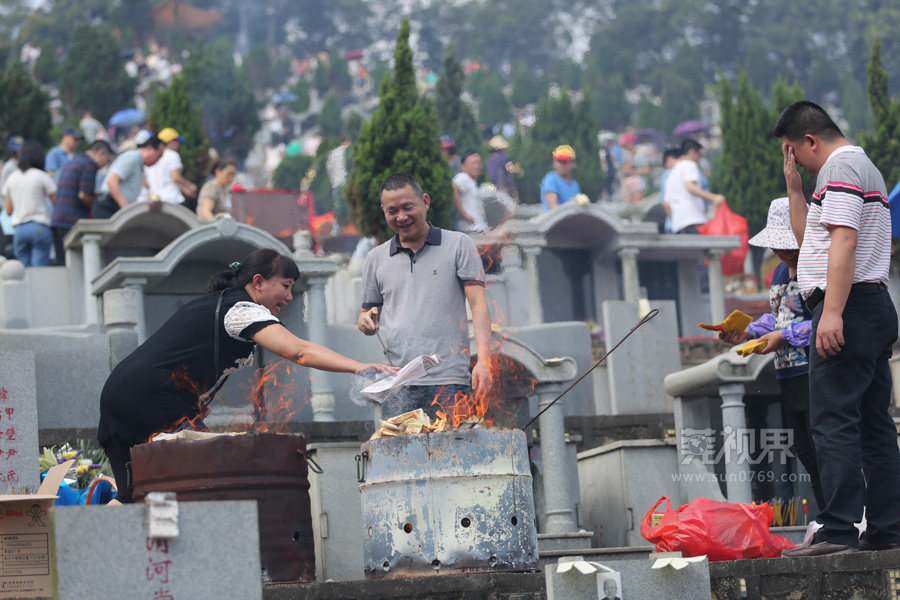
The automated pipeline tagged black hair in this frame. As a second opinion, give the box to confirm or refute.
[18,140,45,171]
[680,138,702,155]
[380,172,424,199]
[87,140,113,155]
[663,147,681,163]
[210,158,237,176]
[773,100,844,142]
[205,248,301,294]
[144,138,165,150]
[460,151,480,164]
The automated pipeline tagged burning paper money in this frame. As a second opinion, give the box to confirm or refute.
[361,354,443,404]
[369,408,485,439]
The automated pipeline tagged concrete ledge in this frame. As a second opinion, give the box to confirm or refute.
[709,549,900,600]
[537,531,594,552]
[262,572,545,600]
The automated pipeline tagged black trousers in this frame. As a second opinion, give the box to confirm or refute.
[100,434,136,504]
[779,374,826,511]
[809,285,900,545]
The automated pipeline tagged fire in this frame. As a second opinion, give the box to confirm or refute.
[148,361,307,441]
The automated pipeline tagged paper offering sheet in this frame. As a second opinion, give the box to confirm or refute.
[362,354,443,404]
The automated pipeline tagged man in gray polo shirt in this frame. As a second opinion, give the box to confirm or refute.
[359,173,492,420]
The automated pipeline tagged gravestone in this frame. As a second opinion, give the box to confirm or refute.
[53,500,263,600]
[546,555,711,600]
[0,351,40,494]
[601,301,680,414]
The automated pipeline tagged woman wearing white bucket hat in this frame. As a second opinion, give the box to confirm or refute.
[719,197,826,512]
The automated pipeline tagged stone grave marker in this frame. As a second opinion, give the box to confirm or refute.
[601,301,681,415]
[53,500,263,600]
[546,555,711,600]
[0,351,40,494]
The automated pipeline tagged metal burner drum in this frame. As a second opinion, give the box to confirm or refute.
[358,427,539,578]
[131,432,316,584]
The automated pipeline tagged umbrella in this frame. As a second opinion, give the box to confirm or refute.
[108,108,146,128]
[272,92,299,105]
[672,120,709,140]
[889,181,900,238]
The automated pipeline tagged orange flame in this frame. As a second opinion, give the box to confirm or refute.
[148,361,307,441]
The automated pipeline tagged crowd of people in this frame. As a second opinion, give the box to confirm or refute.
[0,125,234,266]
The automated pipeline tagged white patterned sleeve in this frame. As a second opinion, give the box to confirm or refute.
[224,301,280,341]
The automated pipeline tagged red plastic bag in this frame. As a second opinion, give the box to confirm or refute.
[696,202,749,277]
[640,496,796,561]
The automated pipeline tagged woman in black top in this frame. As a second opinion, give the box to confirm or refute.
[98,248,394,504]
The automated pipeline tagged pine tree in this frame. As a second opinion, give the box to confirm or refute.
[434,45,481,155]
[60,23,134,123]
[858,39,900,187]
[711,69,804,237]
[149,75,211,188]
[478,71,511,129]
[319,92,343,138]
[511,62,540,107]
[0,61,52,152]
[345,18,453,240]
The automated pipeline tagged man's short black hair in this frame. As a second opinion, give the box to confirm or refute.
[680,138,702,155]
[460,151,480,164]
[663,147,681,163]
[773,100,844,142]
[380,172,424,199]
[87,140,113,155]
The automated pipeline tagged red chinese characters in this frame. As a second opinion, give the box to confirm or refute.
[146,538,175,599]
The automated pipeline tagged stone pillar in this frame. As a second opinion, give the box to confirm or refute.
[82,234,103,325]
[522,246,543,326]
[707,249,726,325]
[122,277,148,344]
[719,382,751,504]
[0,260,30,329]
[536,382,578,534]
[103,287,140,368]
[306,275,336,422]
[618,247,641,302]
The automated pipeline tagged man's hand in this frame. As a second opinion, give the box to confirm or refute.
[757,330,785,354]
[710,193,725,205]
[816,311,844,358]
[782,143,804,198]
[357,307,379,335]
[471,359,491,396]
[719,330,751,345]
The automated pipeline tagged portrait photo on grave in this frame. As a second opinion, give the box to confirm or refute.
[597,572,624,600]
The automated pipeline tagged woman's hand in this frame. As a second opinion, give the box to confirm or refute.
[356,363,399,377]
[757,330,785,354]
[719,330,751,345]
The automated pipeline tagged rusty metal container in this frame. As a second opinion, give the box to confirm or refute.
[131,432,315,584]
[358,427,539,578]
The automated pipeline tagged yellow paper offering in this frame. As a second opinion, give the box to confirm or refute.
[698,310,753,334]
[735,339,767,357]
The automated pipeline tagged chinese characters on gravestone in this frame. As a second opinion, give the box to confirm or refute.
[0,352,40,494]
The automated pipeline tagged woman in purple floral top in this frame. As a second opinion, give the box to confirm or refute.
[719,197,825,510]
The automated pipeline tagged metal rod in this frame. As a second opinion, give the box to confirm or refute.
[523,308,659,430]
[376,330,394,367]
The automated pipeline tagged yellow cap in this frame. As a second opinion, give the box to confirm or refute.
[157,128,185,144]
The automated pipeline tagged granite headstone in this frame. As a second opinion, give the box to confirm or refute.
[0,351,39,494]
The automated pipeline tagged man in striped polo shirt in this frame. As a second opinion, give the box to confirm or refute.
[775,101,900,556]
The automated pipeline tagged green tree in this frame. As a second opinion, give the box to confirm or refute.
[59,23,134,123]
[511,62,541,107]
[319,92,343,138]
[587,73,631,131]
[711,69,803,237]
[434,45,481,155]
[245,45,273,91]
[32,41,59,85]
[478,71,511,128]
[0,60,52,153]
[182,38,260,159]
[345,18,453,240]
[288,78,311,114]
[510,90,604,204]
[858,39,900,187]
[149,75,211,189]
[272,154,314,191]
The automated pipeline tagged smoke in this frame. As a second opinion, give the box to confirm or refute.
[348,367,386,407]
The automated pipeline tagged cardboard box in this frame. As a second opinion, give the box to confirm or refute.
[0,460,73,599]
